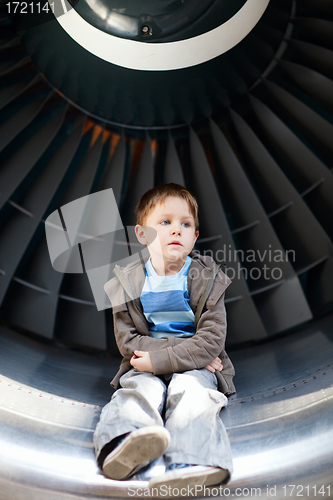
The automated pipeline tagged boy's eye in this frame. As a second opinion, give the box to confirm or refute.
[160,220,191,227]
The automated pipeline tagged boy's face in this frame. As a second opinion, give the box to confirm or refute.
[135,196,199,274]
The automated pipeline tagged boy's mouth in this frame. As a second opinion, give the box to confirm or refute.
[169,241,182,246]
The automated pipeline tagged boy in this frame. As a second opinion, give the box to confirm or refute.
[93,183,235,491]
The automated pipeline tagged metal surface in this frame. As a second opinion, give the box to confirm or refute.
[68,0,219,40]
[0,313,332,499]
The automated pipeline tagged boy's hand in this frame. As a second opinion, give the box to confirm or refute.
[205,357,223,373]
[130,351,153,373]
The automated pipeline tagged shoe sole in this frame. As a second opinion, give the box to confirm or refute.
[149,466,229,494]
[103,426,170,480]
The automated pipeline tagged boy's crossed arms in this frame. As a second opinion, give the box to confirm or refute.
[131,351,223,374]
[113,288,227,376]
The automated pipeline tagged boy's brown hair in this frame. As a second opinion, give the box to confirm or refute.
[135,183,199,231]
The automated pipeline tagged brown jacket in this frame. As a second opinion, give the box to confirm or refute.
[104,251,236,396]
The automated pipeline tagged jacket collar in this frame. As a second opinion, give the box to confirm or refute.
[113,249,231,309]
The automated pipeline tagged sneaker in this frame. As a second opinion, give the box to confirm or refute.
[149,463,229,493]
[102,426,170,480]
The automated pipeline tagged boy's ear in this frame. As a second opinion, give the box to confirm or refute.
[135,225,147,245]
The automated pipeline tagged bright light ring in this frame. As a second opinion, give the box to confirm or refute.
[50,0,270,71]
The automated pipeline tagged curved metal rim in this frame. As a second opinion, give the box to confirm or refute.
[0,314,332,498]
[50,0,270,71]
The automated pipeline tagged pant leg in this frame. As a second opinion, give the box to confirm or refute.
[93,368,167,462]
[164,368,233,474]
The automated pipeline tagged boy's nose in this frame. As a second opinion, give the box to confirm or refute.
[171,226,181,235]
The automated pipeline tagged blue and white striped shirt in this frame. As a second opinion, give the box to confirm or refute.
[140,256,195,339]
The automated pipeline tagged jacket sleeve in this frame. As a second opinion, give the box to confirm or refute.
[112,306,186,359]
[149,286,228,375]
[105,276,184,359]
[149,270,231,375]
[106,269,230,374]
